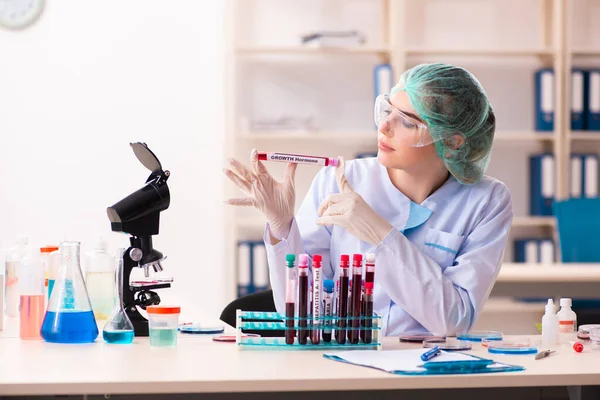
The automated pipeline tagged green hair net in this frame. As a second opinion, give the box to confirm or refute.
[391,63,495,185]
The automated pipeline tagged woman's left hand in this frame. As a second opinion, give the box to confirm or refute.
[316,157,394,246]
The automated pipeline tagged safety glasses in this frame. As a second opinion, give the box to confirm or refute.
[374,94,439,147]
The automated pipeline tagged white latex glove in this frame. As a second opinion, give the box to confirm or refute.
[224,149,297,239]
[316,157,393,246]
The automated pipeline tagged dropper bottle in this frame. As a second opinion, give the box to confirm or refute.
[542,299,559,348]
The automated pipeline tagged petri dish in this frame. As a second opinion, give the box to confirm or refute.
[590,327,600,347]
[487,338,537,355]
[179,325,225,334]
[423,338,472,351]
[399,332,446,343]
[456,330,502,342]
[578,324,600,340]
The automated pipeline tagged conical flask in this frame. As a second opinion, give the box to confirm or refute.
[103,248,134,344]
[41,241,99,343]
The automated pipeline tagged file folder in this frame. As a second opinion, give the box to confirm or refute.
[530,154,555,215]
[588,69,600,131]
[252,242,269,291]
[237,241,253,297]
[571,153,583,198]
[374,64,393,101]
[584,154,598,198]
[571,69,587,131]
[539,239,555,263]
[323,349,524,375]
[514,239,538,263]
[356,151,378,159]
[535,68,554,131]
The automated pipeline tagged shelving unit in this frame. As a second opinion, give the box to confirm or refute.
[224,0,600,301]
[498,263,600,283]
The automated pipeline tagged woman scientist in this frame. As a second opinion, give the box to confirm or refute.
[224,63,512,335]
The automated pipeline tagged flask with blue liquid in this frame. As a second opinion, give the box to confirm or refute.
[102,248,134,344]
[41,241,98,343]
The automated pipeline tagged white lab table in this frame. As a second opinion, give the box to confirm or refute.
[0,315,599,400]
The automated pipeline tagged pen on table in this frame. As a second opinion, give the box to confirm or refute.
[535,349,555,360]
[421,346,441,362]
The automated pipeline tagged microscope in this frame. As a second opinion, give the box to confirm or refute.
[107,142,171,336]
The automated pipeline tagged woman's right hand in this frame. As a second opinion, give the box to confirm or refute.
[224,149,297,240]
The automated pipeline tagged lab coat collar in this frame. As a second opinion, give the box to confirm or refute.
[378,163,459,232]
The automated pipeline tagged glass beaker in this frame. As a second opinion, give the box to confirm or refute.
[19,250,45,340]
[85,238,115,321]
[41,241,99,343]
[103,248,134,344]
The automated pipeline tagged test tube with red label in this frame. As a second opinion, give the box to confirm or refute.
[336,255,350,344]
[298,254,309,345]
[258,152,339,167]
[350,254,363,344]
[285,254,296,345]
[362,253,376,344]
[311,255,323,344]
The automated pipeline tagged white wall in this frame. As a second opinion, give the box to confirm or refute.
[0,0,226,320]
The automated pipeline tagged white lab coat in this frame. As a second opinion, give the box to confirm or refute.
[263,157,513,336]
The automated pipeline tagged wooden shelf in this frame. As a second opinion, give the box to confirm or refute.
[569,132,600,140]
[405,47,554,57]
[482,298,546,313]
[494,131,554,141]
[236,131,376,141]
[571,47,600,56]
[512,216,555,227]
[498,263,600,283]
[236,217,552,231]
[235,46,390,56]
[237,131,552,142]
[236,217,265,228]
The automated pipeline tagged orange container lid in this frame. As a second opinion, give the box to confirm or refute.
[147,305,181,315]
[40,246,59,253]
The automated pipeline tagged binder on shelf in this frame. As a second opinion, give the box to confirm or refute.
[529,153,555,216]
[252,242,269,291]
[539,239,555,264]
[570,153,583,198]
[374,64,393,101]
[237,240,271,297]
[513,239,538,263]
[513,239,555,263]
[237,241,253,297]
[356,151,378,159]
[535,68,554,132]
[583,153,599,198]
[571,69,587,131]
[587,69,600,131]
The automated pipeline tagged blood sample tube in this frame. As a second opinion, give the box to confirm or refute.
[322,279,334,343]
[350,254,363,344]
[363,253,376,343]
[360,282,366,343]
[258,152,339,167]
[298,254,309,345]
[311,255,323,344]
[285,254,296,345]
[336,255,350,344]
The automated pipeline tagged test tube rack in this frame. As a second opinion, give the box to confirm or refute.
[235,310,382,350]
